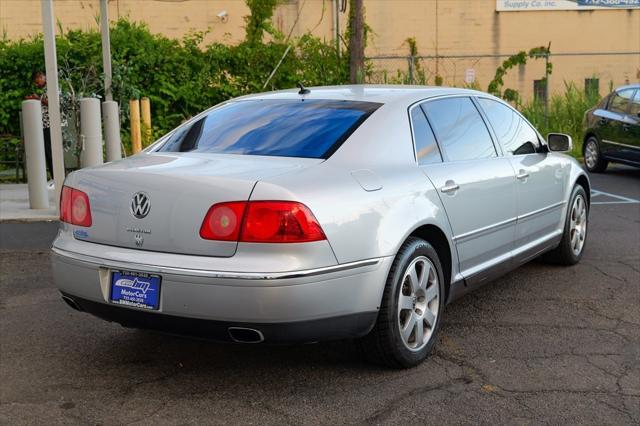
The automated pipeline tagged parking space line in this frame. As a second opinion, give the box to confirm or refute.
[590,189,640,205]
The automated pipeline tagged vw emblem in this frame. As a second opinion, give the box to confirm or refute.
[130,192,151,219]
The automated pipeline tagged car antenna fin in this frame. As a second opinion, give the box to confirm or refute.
[297,82,310,95]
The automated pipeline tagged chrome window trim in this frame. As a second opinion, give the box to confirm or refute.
[51,246,381,280]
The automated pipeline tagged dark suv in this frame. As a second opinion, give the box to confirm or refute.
[583,84,640,172]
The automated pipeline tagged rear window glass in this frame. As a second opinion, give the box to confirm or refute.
[158,99,381,159]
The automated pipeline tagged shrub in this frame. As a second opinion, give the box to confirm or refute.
[0,19,348,155]
[520,81,602,157]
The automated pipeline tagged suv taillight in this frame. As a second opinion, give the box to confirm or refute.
[60,186,92,227]
[200,201,325,243]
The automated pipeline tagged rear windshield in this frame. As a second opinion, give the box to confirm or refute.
[157,99,381,159]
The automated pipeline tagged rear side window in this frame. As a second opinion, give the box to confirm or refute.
[478,98,540,155]
[422,97,496,161]
[410,106,442,165]
[159,99,381,159]
[630,90,640,117]
[608,89,634,115]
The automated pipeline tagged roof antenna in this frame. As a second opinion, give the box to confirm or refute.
[297,82,310,95]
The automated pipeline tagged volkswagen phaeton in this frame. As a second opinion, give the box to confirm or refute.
[52,86,590,367]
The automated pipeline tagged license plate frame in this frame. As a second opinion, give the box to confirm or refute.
[110,270,161,310]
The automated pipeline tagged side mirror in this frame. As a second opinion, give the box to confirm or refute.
[547,133,572,152]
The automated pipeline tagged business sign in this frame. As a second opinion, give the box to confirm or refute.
[497,0,640,11]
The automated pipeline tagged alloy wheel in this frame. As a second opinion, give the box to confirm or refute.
[570,194,587,256]
[397,256,439,351]
[585,140,598,170]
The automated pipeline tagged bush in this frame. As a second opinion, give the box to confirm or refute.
[520,82,602,157]
[0,19,348,155]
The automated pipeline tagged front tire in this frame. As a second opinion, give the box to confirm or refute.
[360,237,445,368]
[542,185,589,265]
[584,136,608,173]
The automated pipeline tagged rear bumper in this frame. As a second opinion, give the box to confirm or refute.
[51,245,392,343]
[61,292,378,343]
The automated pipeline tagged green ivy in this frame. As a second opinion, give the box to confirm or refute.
[487,45,552,105]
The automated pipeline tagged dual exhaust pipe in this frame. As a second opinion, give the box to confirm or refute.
[61,295,265,343]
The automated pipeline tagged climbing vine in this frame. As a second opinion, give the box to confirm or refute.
[244,0,282,45]
[488,44,552,104]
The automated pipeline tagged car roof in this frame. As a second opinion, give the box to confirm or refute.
[615,84,640,92]
[233,84,491,105]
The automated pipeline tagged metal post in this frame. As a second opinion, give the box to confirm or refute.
[130,99,142,154]
[41,0,64,211]
[544,52,550,130]
[79,98,104,167]
[408,56,415,85]
[102,100,122,162]
[22,100,49,209]
[100,0,113,101]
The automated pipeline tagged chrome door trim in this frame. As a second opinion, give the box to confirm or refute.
[516,201,566,222]
[602,139,640,150]
[452,217,517,243]
[51,246,381,280]
[452,201,565,243]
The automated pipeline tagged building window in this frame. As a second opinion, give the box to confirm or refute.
[585,78,600,97]
[533,80,547,103]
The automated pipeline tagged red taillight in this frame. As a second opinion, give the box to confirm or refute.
[60,186,92,227]
[242,201,325,243]
[199,202,246,241]
[199,201,326,243]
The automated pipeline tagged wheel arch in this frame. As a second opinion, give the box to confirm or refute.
[575,173,591,206]
[406,224,453,301]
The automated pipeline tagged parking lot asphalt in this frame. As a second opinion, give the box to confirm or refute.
[1,165,638,425]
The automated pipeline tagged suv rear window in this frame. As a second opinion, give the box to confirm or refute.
[158,99,381,159]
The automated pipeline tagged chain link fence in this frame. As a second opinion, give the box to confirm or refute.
[366,52,640,99]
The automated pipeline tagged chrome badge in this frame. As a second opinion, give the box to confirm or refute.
[130,192,151,219]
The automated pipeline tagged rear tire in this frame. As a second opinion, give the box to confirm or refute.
[359,237,445,368]
[584,136,608,173]
[542,185,588,265]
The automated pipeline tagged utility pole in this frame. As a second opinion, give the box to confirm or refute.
[348,0,364,84]
[100,0,113,101]
[41,0,65,210]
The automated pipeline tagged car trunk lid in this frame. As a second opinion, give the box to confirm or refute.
[68,152,321,257]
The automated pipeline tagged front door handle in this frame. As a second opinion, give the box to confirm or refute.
[440,181,460,194]
[516,171,530,180]
[623,124,630,132]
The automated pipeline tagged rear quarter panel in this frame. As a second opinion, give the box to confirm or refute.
[253,102,458,272]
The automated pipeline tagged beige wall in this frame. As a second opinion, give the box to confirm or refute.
[1,0,638,98]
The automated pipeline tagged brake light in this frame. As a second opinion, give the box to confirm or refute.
[60,186,92,227]
[199,201,325,243]
[199,202,246,241]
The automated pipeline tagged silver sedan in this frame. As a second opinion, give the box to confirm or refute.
[52,86,590,368]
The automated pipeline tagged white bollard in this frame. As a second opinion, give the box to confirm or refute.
[21,100,49,209]
[102,100,122,162]
[80,98,104,168]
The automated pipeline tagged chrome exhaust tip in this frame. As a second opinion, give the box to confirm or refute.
[228,327,264,343]
[61,295,82,312]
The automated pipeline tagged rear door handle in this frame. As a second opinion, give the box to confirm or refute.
[598,118,608,125]
[623,124,630,131]
[440,181,459,194]
[516,171,530,180]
